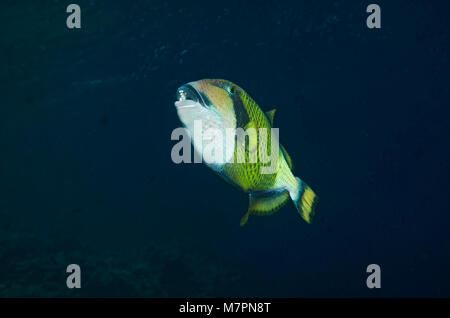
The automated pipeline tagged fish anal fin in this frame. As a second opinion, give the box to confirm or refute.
[265,109,276,126]
[240,189,289,226]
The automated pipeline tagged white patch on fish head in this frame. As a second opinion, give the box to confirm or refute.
[174,94,235,166]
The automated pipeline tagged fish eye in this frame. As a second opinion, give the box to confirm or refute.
[228,86,236,95]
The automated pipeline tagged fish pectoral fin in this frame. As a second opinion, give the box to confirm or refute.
[240,189,290,226]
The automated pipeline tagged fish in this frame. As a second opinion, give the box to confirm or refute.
[174,79,317,226]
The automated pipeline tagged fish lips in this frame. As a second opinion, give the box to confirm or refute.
[174,99,199,109]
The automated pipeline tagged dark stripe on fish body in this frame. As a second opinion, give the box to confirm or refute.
[232,92,250,129]
[199,92,213,108]
[210,81,250,128]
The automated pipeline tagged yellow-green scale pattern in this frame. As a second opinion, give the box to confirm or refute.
[222,90,282,193]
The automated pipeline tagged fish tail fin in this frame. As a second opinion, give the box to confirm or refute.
[289,177,317,224]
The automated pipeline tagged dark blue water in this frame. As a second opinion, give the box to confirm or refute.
[1,0,449,297]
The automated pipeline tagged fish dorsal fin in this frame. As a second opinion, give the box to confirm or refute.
[240,189,290,226]
[280,144,294,171]
[265,109,276,125]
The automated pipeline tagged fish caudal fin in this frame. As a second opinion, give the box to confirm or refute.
[289,177,317,224]
[240,190,290,226]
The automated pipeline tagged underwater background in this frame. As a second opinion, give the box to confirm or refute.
[1,0,449,297]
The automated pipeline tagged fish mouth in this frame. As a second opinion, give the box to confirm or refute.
[175,84,206,109]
